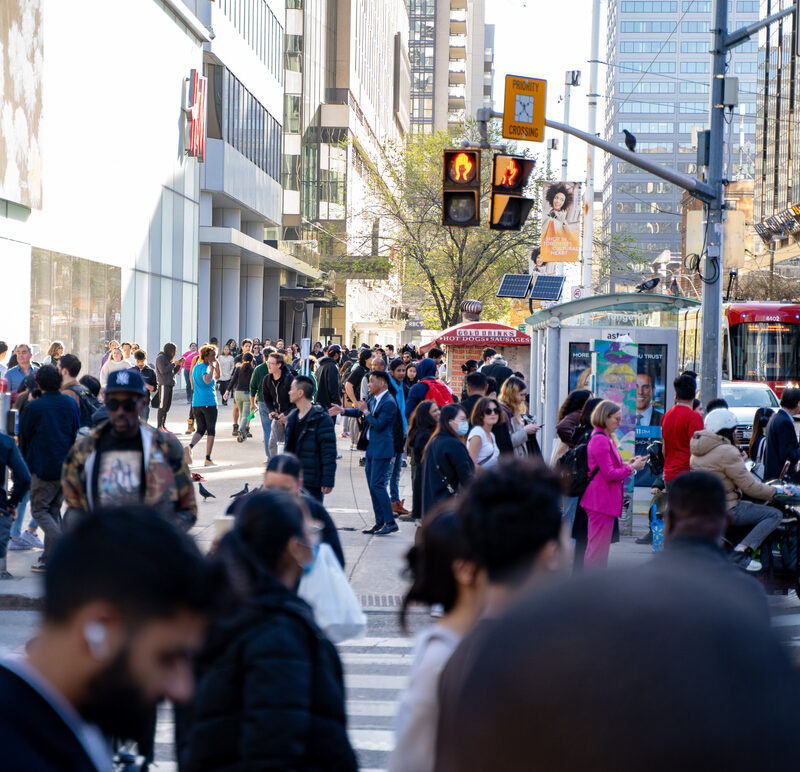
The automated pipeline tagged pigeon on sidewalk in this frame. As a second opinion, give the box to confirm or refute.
[230,483,250,499]
[198,483,215,502]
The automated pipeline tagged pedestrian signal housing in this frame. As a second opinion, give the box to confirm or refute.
[490,154,535,231]
[442,149,481,227]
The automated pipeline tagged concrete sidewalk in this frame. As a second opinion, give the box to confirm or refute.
[0,399,655,609]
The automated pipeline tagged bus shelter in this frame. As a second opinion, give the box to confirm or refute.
[525,293,700,465]
[420,321,530,398]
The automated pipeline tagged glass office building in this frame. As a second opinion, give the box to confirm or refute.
[603,0,759,263]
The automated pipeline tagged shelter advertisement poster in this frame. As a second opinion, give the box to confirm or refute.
[634,344,667,487]
[568,342,592,392]
[591,340,637,466]
[540,181,582,262]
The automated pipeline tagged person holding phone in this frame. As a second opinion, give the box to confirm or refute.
[581,400,646,568]
[494,376,540,457]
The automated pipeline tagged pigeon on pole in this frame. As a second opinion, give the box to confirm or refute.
[623,129,636,152]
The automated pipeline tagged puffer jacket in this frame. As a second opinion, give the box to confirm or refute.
[285,405,337,488]
[690,430,776,511]
[176,575,357,771]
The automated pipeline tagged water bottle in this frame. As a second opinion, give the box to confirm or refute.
[651,502,665,553]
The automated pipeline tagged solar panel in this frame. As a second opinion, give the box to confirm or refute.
[496,274,533,299]
[530,274,565,302]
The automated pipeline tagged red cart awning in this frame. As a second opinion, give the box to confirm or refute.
[420,321,530,353]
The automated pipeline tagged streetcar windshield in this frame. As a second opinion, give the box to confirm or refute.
[729,322,800,382]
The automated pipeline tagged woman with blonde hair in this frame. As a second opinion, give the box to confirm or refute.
[42,341,63,366]
[99,346,129,387]
[580,400,646,568]
[495,376,539,457]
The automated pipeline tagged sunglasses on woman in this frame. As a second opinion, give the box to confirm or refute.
[485,408,499,415]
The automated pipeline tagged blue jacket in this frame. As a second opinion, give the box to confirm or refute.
[405,358,439,419]
[344,390,398,459]
[20,392,79,480]
[0,434,30,509]
[764,408,800,480]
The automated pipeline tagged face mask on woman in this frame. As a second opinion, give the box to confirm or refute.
[455,420,469,436]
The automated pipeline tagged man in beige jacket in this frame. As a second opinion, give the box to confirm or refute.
[690,407,781,572]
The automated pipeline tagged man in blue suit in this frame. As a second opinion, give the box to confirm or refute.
[330,370,399,535]
[764,387,800,481]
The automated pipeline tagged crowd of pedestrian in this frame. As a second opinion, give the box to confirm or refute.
[4,333,800,772]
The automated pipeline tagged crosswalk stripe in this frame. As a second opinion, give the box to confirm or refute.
[339,636,414,649]
[347,700,399,717]
[349,728,397,752]
[341,652,414,666]
[346,673,407,690]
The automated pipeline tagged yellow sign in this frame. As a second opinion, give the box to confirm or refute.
[502,75,546,142]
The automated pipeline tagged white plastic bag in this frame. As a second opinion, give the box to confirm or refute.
[297,543,367,643]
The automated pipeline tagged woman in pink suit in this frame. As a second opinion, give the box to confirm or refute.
[581,400,646,568]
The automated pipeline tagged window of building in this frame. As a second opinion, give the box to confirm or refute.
[736,1,758,11]
[679,102,707,113]
[217,0,283,82]
[618,122,674,133]
[618,101,674,113]
[616,181,673,194]
[616,221,674,234]
[734,61,758,73]
[620,61,675,73]
[680,81,709,93]
[682,0,711,10]
[680,61,710,73]
[618,81,674,93]
[677,161,699,173]
[629,140,674,152]
[616,201,673,213]
[285,34,302,72]
[678,122,708,133]
[678,142,696,152]
[681,41,709,54]
[682,21,710,32]
[620,21,675,32]
[620,1,677,11]
[620,41,676,53]
[222,68,281,181]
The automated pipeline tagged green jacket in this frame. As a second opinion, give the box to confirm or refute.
[61,421,197,531]
[249,362,270,402]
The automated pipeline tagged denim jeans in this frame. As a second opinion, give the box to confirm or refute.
[183,368,192,403]
[730,500,782,551]
[9,490,36,538]
[365,456,394,527]
[388,452,403,502]
[562,496,579,534]
[257,401,272,459]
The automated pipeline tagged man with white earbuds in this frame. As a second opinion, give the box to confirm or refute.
[0,506,217,771]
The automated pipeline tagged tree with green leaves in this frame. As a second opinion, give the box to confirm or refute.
[349,125,545,328]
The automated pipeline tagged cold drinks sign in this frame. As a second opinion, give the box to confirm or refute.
[502,75,546,142]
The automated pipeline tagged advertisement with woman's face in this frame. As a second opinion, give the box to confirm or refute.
[540,181,582,263]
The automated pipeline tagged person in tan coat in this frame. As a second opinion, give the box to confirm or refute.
[690,408,781,571]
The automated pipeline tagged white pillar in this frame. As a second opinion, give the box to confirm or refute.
[263,268,281,340]
[210,255,223,342]
[542,319,561,461]
[221,254,240,343]
[198,246,211,345]
[242,262,265,338]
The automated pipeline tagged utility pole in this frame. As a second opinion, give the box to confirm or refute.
[561,71,581,182]
[546,138,558,177]
[582,0,601,295]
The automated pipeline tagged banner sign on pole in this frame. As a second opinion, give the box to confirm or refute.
[540,181,582,262]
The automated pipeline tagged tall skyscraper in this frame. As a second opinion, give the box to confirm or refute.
[602,0,759,270]
[753,0,800,275]
[408,0,494,134]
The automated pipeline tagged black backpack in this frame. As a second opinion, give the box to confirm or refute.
[558,441,598,498]
[66,384,102,428]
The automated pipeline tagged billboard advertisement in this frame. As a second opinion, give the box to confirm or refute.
[540,181,582,262]
[634,343,667,487]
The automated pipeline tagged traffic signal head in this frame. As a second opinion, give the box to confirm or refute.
[490,154,535,231]
[442,149,481,227]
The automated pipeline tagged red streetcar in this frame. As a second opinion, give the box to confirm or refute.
[679,302,800,395]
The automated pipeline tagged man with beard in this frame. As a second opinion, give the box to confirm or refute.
[0,506,216,771]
